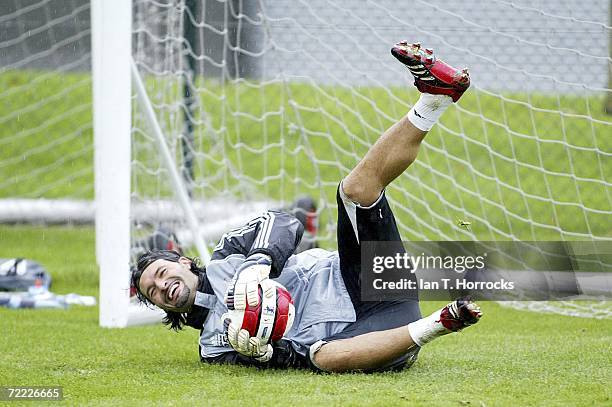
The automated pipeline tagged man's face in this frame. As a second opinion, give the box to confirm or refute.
[138,257,198,312]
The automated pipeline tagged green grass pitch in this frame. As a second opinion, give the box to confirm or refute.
[1,226,610,406]
[0,70,610,405]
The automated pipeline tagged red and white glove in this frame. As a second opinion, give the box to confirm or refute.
[222,312,273,362]
[225,254,273,311]
[222,254,274,362]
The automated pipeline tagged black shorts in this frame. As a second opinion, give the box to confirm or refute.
[310,183,422,372]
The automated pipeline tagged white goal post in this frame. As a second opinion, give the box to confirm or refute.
[93,0,213,327]
[92,0,140,327]
[92,0,269,327]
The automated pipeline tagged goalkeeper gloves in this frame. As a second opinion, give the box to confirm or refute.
[222,313,274,362]
[222,254,275,362]
[225,254,273,311]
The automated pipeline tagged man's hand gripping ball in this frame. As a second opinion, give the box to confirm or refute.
[223,255,295,362]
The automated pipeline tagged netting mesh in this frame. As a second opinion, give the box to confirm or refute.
[0,0,92,199]
[131,0,611,241]
[0,1,610,318]
[499,298,612,320]
[130,0,611,318]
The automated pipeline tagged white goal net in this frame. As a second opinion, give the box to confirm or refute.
[0,0,92,203]
[132,0,611,240]
[130,0,611,319]
[1,0,610,323]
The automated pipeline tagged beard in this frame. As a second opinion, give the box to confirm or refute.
[175,284,191,309]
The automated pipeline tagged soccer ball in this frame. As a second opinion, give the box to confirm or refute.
[228,280,295,344]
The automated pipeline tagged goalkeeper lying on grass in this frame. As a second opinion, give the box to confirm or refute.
[131,41,482,373]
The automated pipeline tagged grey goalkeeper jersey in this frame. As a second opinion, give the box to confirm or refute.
[196,210,356,361]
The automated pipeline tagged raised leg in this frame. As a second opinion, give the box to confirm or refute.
[342,41,470,207]
[316,41,477,373]
[342,116,427,206]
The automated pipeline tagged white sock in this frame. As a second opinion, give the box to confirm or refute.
[407,307,448,347]
[407,93,453,131]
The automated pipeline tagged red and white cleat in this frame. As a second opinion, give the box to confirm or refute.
[438,297,483,332]
[391,41,470,102]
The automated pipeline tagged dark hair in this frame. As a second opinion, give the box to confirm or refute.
[131,250,203,331]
